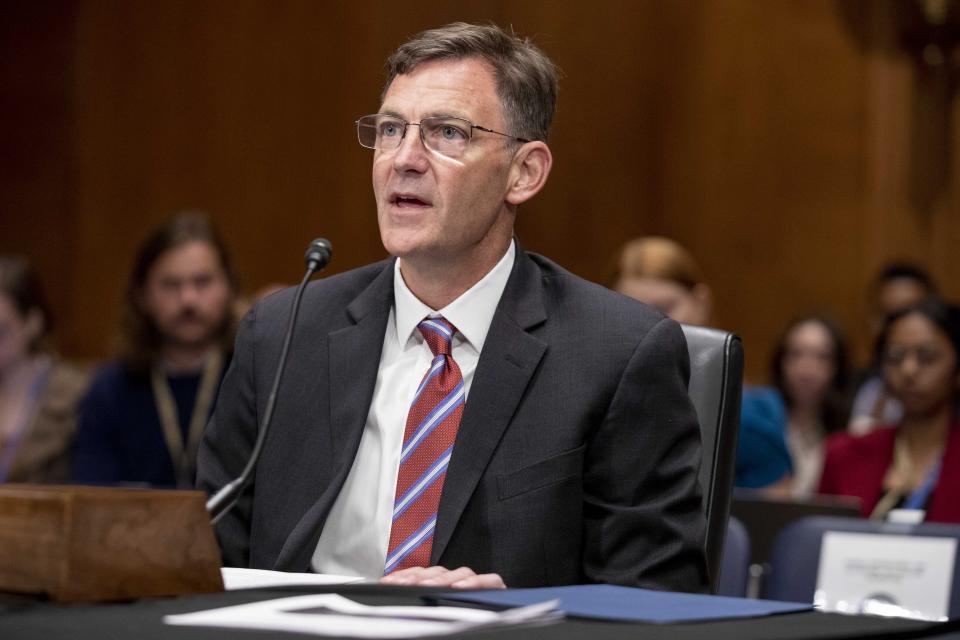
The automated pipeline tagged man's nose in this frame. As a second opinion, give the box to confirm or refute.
[392,124,429,173]
[179,282,201,305]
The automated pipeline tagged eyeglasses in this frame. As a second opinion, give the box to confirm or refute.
[882,345,948,369]
[356,114,529,159]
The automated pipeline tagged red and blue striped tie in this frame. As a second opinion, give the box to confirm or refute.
[384,317,465,574]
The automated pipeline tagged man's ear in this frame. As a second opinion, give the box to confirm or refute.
[505,142,553,206]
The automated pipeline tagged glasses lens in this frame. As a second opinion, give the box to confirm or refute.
[357,115,381,149]
[883,348,906,368]
[883,346,945,368]
[420,117,471,158]
[357,115,406,150]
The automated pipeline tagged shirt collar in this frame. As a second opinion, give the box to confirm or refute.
[393,239,516,353]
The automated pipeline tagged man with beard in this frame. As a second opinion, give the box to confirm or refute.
[75,213,238,488]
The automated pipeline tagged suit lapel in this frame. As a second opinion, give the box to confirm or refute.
[274,261,394,571]
[327,289,393,467]
[432,249,547,562]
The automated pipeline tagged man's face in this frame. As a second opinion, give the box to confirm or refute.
[139,241,233,350]
[869,277,930,339]
[878,278,928,318]
[373,58,516,268]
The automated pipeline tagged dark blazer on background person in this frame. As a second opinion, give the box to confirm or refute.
[197,246,708,592]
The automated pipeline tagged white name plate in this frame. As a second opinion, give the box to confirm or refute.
[814,531,956,621]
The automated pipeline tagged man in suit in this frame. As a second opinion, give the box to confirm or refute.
[197,22,708,592]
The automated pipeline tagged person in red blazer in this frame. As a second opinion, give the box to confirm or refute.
[819,297,960,523]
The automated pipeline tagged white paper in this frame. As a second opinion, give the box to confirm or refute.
[165,593,562,638]
[814,531,956,621]
[221,567,365,590]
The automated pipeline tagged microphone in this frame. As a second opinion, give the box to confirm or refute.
[206,238,333,523]
[305,237,332,271]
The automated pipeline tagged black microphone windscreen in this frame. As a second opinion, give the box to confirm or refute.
[305,238,332,270]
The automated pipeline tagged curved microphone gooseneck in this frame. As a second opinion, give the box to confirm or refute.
[206,238,332,524]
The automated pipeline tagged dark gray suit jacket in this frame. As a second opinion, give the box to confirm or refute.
[197,247,708,592]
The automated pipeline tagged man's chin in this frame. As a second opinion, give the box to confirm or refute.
[162,330,222,352]
[381,233,448,261]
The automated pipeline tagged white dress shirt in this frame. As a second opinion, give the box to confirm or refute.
[311,241,515,577]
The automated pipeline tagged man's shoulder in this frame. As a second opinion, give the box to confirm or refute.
[88,360,141,389]
[81,360,148,413]
[526,251,668,334]
[252,258,393,322]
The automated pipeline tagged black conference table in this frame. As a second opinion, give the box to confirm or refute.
[1,583,958,639]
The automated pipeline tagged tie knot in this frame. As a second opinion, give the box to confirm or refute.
[418,317,455,357]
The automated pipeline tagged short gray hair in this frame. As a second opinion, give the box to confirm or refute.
[383,22,558,142]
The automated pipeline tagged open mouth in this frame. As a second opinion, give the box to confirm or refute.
[391,193,432,208]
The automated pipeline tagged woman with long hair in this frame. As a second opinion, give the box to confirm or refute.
[819,298,960,522]
[770,315,850,498]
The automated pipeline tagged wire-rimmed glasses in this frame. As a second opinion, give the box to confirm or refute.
[356,114,529,159]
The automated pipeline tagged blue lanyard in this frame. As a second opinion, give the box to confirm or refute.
[903,458,942,511]
[0,362,52,483]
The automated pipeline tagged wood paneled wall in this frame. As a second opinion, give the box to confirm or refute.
[3,0,959,382]
[0,0,78,348]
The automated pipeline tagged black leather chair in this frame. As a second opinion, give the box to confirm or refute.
[681,324,744,593]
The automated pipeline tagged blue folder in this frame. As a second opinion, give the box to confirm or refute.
[430,584,811,623]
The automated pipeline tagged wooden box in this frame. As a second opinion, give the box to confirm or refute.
[0,484,223,602]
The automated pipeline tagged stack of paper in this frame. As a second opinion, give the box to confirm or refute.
[164,593,562,638]
[220,567,364,590]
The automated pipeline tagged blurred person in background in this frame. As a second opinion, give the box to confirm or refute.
[74,213,238,488]
[611,236,793,495]
[849,263,936,434]
[819,298,960,523]
[770,315,851,498]
[0,256,90,483]
[612,236,712,326]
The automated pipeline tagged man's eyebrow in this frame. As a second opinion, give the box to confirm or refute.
[422,110,471,121]
[377,109,474,122]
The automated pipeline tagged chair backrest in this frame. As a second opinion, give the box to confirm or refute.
[730,492,861,568]
[680,324,744,593]
[764,516,960,617]
[717,515,751,597]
